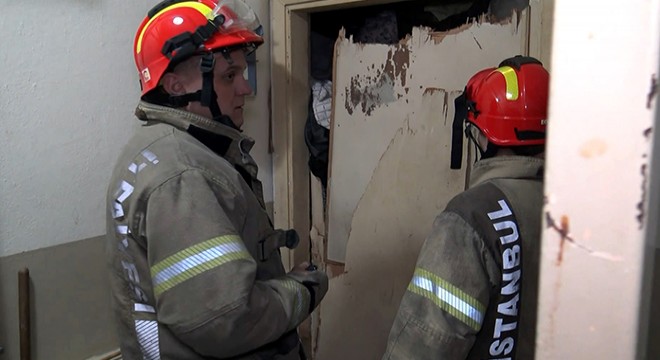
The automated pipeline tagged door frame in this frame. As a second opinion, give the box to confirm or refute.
[271,0,407,270]
[270,0,552,269]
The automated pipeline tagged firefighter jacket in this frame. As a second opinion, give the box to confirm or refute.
[383,155,544,360]
[106,101,328,359]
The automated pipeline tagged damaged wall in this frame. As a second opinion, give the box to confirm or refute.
[318,15,529,358]
[536,0,660,358]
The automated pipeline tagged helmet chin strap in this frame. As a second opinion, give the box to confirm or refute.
[198,52,240,131]
[168,52,240,131]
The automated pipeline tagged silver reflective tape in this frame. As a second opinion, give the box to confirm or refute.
[412,275,483,325]
[142,150,159,164]
[135,320,160,360]
[134,303,156,313]
[129,163,148,174]
[152,243,244,286]
[113,202,125,219]
[116,225,128,235]
[117,181,134,203]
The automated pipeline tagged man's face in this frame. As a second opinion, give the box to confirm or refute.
[176,50,252,129]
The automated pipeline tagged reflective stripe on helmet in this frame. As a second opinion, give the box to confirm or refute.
[496,66,519,101]
[136,1,212,55]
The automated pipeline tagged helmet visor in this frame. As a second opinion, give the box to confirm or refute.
[212,0,263,36]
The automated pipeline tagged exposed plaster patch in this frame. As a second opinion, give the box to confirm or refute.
[344,46,409,116]
[344,72,396,116]
[545,212,623,263]
[383,46,410,88]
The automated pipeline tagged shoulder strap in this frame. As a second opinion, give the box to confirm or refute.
[446,182,523,360]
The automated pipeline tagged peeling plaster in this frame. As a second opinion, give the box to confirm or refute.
[644,127,653,139]
[638,127,653,229]
[638,162,648,229]
[383,46,409,87]
[344,46,409,116]
[429,12,520,44]
[647,74,657,109]
[345,72,396,116]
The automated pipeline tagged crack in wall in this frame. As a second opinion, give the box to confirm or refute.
[545,212,623,263]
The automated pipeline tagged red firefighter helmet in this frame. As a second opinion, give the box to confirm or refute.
[133,0,264,97]
[465,56,549,146]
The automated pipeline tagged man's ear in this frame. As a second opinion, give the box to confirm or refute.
[160,73,187,96]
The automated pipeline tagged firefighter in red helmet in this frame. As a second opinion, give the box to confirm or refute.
[106,1,327,358]
[383,56,549,360]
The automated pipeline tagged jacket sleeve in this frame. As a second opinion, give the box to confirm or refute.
[143,168,317,358]
[383,211,498,360]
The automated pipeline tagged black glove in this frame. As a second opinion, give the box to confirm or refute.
[287,268,328,313]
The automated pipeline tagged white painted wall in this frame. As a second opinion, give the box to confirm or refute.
[0,0,272,257]
[536,0,660,358]
[242,0,273,206]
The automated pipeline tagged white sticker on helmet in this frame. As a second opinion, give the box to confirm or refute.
[142,68,151,82]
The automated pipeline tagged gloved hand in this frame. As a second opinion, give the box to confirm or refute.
[287,262,328,313]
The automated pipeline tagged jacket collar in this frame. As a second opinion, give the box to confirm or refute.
[135,101,258,178]
[469,156,544,188]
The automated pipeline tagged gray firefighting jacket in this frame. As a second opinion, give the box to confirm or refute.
[106,101,327,359]
[383,156,544,360]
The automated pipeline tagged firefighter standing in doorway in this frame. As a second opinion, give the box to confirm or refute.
[383,56,550,360]
[106,1,328,358]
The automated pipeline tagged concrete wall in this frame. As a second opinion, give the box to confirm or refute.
[0,0,272,358]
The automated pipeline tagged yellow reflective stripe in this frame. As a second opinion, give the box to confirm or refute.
[136,1,213,54]
[407,267,486,331]
[496,66,519,101]
[150,235,251,297]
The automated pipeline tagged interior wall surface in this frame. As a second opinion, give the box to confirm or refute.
[0,0,272,358]
[0,0,273,258]
[536,0,660,358]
